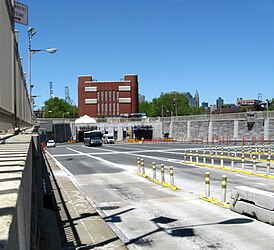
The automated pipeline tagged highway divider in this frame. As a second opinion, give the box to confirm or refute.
[182,145,274,178]
[136,158,180,191]
[230,186,274,225]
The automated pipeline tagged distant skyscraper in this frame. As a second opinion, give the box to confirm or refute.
[216,97,224,109]
[183,92,194,106]
[65,86,71,103]
[139,94,145,103]
[194,90,199,107]
[202,102,209,108]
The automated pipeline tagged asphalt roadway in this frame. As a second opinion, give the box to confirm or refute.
[47,142,274,250]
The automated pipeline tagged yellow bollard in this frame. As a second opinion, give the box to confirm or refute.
[252,156,257,174]
[267,157,271,176]
[152,162,156,180]
[231,153,235,169]
[241,155,245,172]
[203,150,206,164]
[220,152,224,168]
[141,159,145,175]
[190,150,193,162]
[221,175,227,203]
[170,166,174,186]
[161,164,165,183]
[137,157,141,173]
[205,172,210,198]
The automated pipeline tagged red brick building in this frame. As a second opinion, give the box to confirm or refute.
[78,74,139,117]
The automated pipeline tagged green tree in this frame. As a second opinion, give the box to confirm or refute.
[140,92,204,117]
[43,97,78,118]
[139,101,154,116]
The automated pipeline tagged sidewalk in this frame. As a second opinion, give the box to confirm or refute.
[44,153,127,249]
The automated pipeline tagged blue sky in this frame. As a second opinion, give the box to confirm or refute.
[16,0,274,108]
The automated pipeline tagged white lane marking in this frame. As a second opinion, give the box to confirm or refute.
[235,174,251,178]
[256,183,266,186]
[66,147,137,173]
[46,151,73,176]
[81,145,116,152]
[50,153,82,157]
[65,147,198,170]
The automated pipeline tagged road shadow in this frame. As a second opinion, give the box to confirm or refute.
[126,216,253,246]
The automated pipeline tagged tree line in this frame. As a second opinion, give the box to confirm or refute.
[139,92,204,117]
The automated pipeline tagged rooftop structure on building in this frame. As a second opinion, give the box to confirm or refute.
[236,98,260,107]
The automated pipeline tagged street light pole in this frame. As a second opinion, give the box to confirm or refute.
[28,27,36,107]
[27,27,57,116]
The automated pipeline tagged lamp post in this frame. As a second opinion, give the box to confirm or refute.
[28,27,57,114]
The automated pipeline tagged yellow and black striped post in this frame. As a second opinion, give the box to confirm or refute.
[231,153,235,169]
[220,152,224,168]
[190,150,193,162]
[183,149,187,162]
[137,157,141,173]
[241,155,245,172]
[267,157,271,176]
[141,158,145,175]
[161,164,165,183]
[252,156,257,174]
[170,166,174,186]
[221,175,227,203]
[203,150,206,164]
[152,162,156,180]
[205,172,210,198]
[249,146,253,159]
[211,152,214,166]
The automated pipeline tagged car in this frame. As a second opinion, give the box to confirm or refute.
[103,134,115,144]
[47,139,56,147]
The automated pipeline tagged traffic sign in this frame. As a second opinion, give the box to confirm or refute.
[14,1,28,26]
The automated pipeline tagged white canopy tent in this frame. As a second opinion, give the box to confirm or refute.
[75,115,96,124]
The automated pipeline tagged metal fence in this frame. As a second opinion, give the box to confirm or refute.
[0,0,32,132]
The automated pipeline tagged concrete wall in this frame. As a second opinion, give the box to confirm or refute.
[0,134,45,249]
[162,111,274,142]
[36,111,274,143]
[0,0,32,132]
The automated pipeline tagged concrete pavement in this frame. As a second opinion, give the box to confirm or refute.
[44,152,127,249]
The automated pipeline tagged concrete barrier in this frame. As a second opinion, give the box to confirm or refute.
[230,186,274,225]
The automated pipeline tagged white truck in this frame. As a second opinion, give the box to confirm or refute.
[103,134,115,144]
